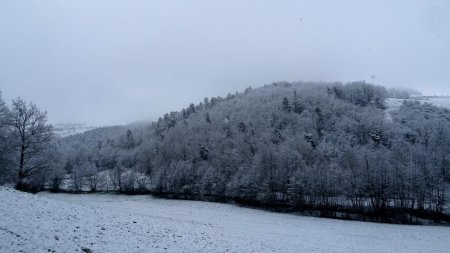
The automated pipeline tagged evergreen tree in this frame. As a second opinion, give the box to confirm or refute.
[281,97,291,112]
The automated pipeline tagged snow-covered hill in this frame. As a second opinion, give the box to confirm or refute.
[1,187,449,253]
[53,123,97,138]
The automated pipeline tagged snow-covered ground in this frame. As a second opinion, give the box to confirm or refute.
[1,187,449,253]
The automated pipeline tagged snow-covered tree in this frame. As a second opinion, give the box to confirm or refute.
[6,98,53,191]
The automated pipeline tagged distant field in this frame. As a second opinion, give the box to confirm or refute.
[421,97,450,109]
[386,96,450,111]
[385,96,450,121]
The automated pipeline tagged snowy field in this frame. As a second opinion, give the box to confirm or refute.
[385,97,450,121]
[386,97,450,111]
[1,187,449,253]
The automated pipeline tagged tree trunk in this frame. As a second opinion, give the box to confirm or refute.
[16,144,26,190]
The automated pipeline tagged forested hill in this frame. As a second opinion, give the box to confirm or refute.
[143,81,449,220]
[1,81,449,223]
[149,81,390,198]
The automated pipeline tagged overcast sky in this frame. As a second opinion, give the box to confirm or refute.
[1,0,449,126]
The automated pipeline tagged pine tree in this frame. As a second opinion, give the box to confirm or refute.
[126,129,135,149]
[281,97,291,112]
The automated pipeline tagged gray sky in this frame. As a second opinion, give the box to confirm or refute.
[1,0,449,126]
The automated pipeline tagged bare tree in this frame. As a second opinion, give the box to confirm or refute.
[7,98,53,190]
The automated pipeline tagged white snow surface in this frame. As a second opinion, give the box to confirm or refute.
[1,187,449,253]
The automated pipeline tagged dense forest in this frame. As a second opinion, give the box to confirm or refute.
[0,82,449,223]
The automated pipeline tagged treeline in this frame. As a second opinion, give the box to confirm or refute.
[0,82,449,223]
